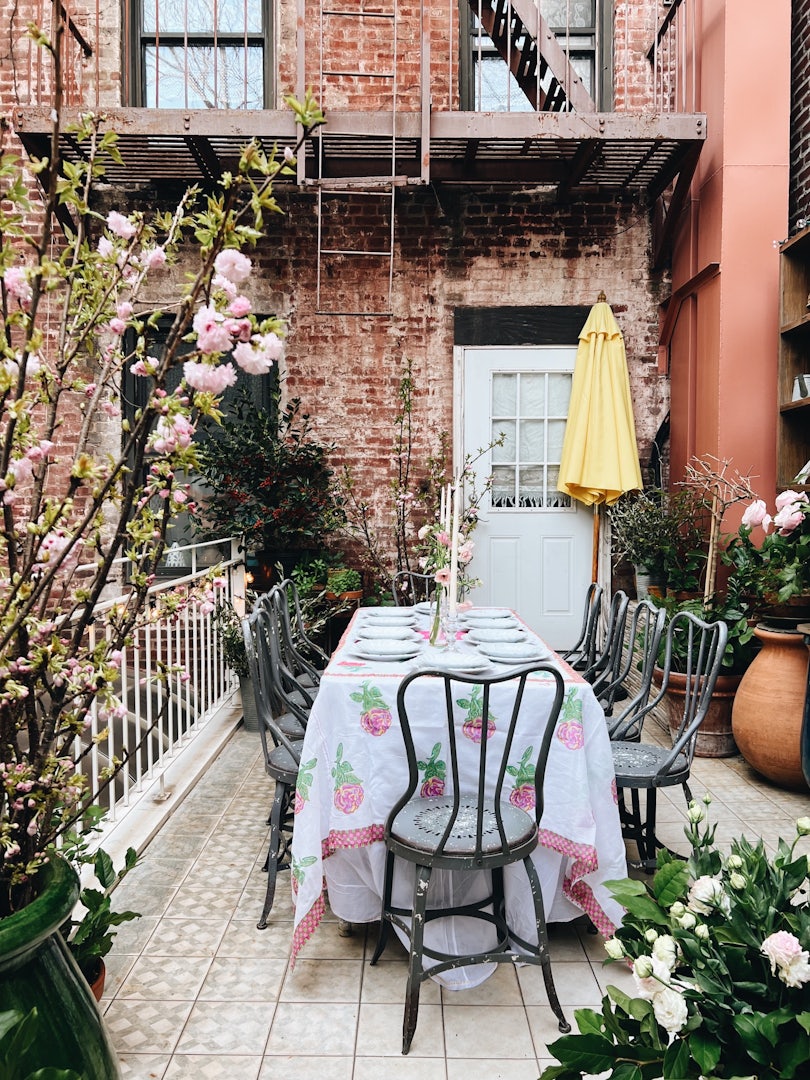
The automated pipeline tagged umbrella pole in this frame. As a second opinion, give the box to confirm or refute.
[592,505,600,584]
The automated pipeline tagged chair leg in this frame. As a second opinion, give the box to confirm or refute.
[257,780,288,930]
[523,855,570,1034]
[402,863,431,1055]
[640,788,659,873]
[370,849,396,965]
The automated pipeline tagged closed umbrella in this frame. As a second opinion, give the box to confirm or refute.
[558,293,643,576]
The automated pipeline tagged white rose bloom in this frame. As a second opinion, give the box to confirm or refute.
[688,875,729,916]
[678,912,697,930]
[651,934,678,972]
[652,986,688,1034]
[645,928,659,944]
[633,955,671,1000]
[694,923,710,941]
[726,854,743,870]
[604,938,625,960]
[729,872,746,891]
[687,802,705,824]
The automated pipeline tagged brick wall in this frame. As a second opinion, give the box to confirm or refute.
[791,0,810,228]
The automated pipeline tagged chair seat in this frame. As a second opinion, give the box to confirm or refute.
[266,740,303,784]
[276,710,305,739]
[390,796,537,863]
[612,742,689,786]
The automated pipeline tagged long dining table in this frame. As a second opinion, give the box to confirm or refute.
[289,604,626,989]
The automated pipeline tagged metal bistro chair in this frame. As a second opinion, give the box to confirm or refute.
[561,582,603,671]
[271,581,326,691]
[391,570,436,607]
[601,600,667,727]
[370,664,571,1054]
[254,589,318,720]
[611,610,728,872]
[243,608,305,929]
[582,589,630,694]
[277,576,330,676]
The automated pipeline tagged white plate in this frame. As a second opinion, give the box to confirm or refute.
[421,652,491,674]
[463,608,514,620]
[478,641,551,663]
[363,609,417,622]
[414,601,436,615]
[356,625,419,641]
[461,617,520,631]
[352,643,421,662]
[466,628,527,644]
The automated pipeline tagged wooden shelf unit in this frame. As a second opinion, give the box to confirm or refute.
[777,225,810,491]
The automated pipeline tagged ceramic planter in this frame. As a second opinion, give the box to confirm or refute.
[656,667,741,758]
[0,855,120,1077]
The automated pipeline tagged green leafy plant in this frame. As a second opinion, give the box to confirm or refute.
[326,567,362,596]
[211,598,251,678]
[61,846,140,985]
[725,490,810,607]
[0,1008,85,1079]
[193,387,345,557]
[541,802,810,1080]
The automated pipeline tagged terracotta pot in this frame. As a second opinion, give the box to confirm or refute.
[732,625,810,791]
[655,667,741,758]
[87,957,106,1002]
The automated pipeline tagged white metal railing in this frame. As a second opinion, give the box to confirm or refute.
[73,537,245,827]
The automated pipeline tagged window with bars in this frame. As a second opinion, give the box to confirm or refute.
[460,0,610,112]
[489,370,573,510]
[131,0,272,109]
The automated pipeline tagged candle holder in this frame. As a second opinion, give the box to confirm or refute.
[440,606,461,652]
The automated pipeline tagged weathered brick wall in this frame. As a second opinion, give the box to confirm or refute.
[791,0,810,229]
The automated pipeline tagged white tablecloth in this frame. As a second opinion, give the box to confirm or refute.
[289,607,626,988]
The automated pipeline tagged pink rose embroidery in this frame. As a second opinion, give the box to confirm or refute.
[557,720,584,750]
[420,775,445,798]
[611,777,618,804]
[417,743,446,798]
[509,783,536,811]
[457,684,496,743]
[506,747,536,810]
[293,791,305,815]
[331,743,364,814]
[294,757,316,814]
[350,682,393,737]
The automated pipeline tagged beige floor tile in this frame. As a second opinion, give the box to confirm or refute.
[444,1004,535,1058]
[294,918,369,960]
[265,1002,359,1056]
[447,1060,543,1080]
[360,958,441,1004]
[164,1055,261,1079]
[198,956,287,1000]
[441,963,522,1006]
[279,958,363,1002]
[355,1057,447,1079]
[259,1056,354,1080]
[175,1000,274,1055]
[218,918,293,958]
[103,999,193,1055]
[118,1053,171,1079]
[355,1002,444,1057]
[101,952,138,1000]
[517,960,602,1007]
[143,917,229,957]
[117,954,212,1000]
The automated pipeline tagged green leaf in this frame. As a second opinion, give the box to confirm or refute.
[93,848,115,890]
[732,1013,774,1064]
[652,860,690,907]
[797,1012,810,1036]
[545,1032,621,1072]
[573,1008,605,1036]
[663,1039,691,1079]
[689,1028,721,1075]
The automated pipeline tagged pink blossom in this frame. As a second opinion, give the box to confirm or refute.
[223,318,252,342]
[775,489,807,512]
[108,317,127,335]
[254,331,284,361]
[434,568,451,586]
[214,249,252,284]
[284,146,294,163]
[142,246,167,270]
[130,360,150,377]
[106,210,137,239]
[97,236,114,257]
[742,499,768,528]
[173,489,187,504]
[458,541,474,565]
[228,294,252,317]
[117,301,134,319]
[101,401,121,417]
[3,266,32,306]
[232,340,274,376]
[773,502,807,535]
[437,531,451,547]
[183,360,238,394]
[212,273,237,300]
[193,305,232,354]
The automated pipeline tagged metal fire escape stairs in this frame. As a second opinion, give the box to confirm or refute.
[304,1,602,313]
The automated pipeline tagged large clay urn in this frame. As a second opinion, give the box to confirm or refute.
[732,624,810,791]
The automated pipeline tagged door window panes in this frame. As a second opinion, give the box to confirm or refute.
[491,371,572,509]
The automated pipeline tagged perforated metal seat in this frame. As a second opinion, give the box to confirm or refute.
[370,664,571,1054]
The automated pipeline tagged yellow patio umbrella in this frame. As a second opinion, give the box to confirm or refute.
[558,293,643,576]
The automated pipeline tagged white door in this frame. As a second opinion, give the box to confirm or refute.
[459,346,593,650]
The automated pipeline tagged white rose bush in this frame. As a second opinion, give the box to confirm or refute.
[0,18,324,915]
[540,803,810,1079]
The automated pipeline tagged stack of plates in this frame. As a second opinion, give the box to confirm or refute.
[420,652,490,674]
[362,609,417,627]
[351,638,422,662]
[462,616,520,631]
[356,625,419,641]
[475,641,551,665]
[466,627,527,644]
[414,601,435,616]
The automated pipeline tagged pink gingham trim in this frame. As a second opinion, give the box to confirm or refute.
[291,891,326,967]
[537,827,616,938]
[322,823,386,859]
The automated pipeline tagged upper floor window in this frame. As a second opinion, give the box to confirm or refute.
[133,0,272,108]
[461,0,610,112]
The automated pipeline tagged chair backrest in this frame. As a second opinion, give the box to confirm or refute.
[611,610,728,771]
[250,596,314,728]
[602,599,666,733]
[561,582,603,668]
[242,609,303,766]
[277,577,330,669]
[389,664,565,863]
[391,570,435,606]
[583,589,629,688]
[270,582,324,685]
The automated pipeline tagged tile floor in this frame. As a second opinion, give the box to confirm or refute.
[103,724,810,1080]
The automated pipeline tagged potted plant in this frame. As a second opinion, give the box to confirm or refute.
[0,33,324,1074]
[325,567,363,601]
[193,388,346,588]
[540,802,810,1080]
[212,599,260,731]
[608,490,677,596]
